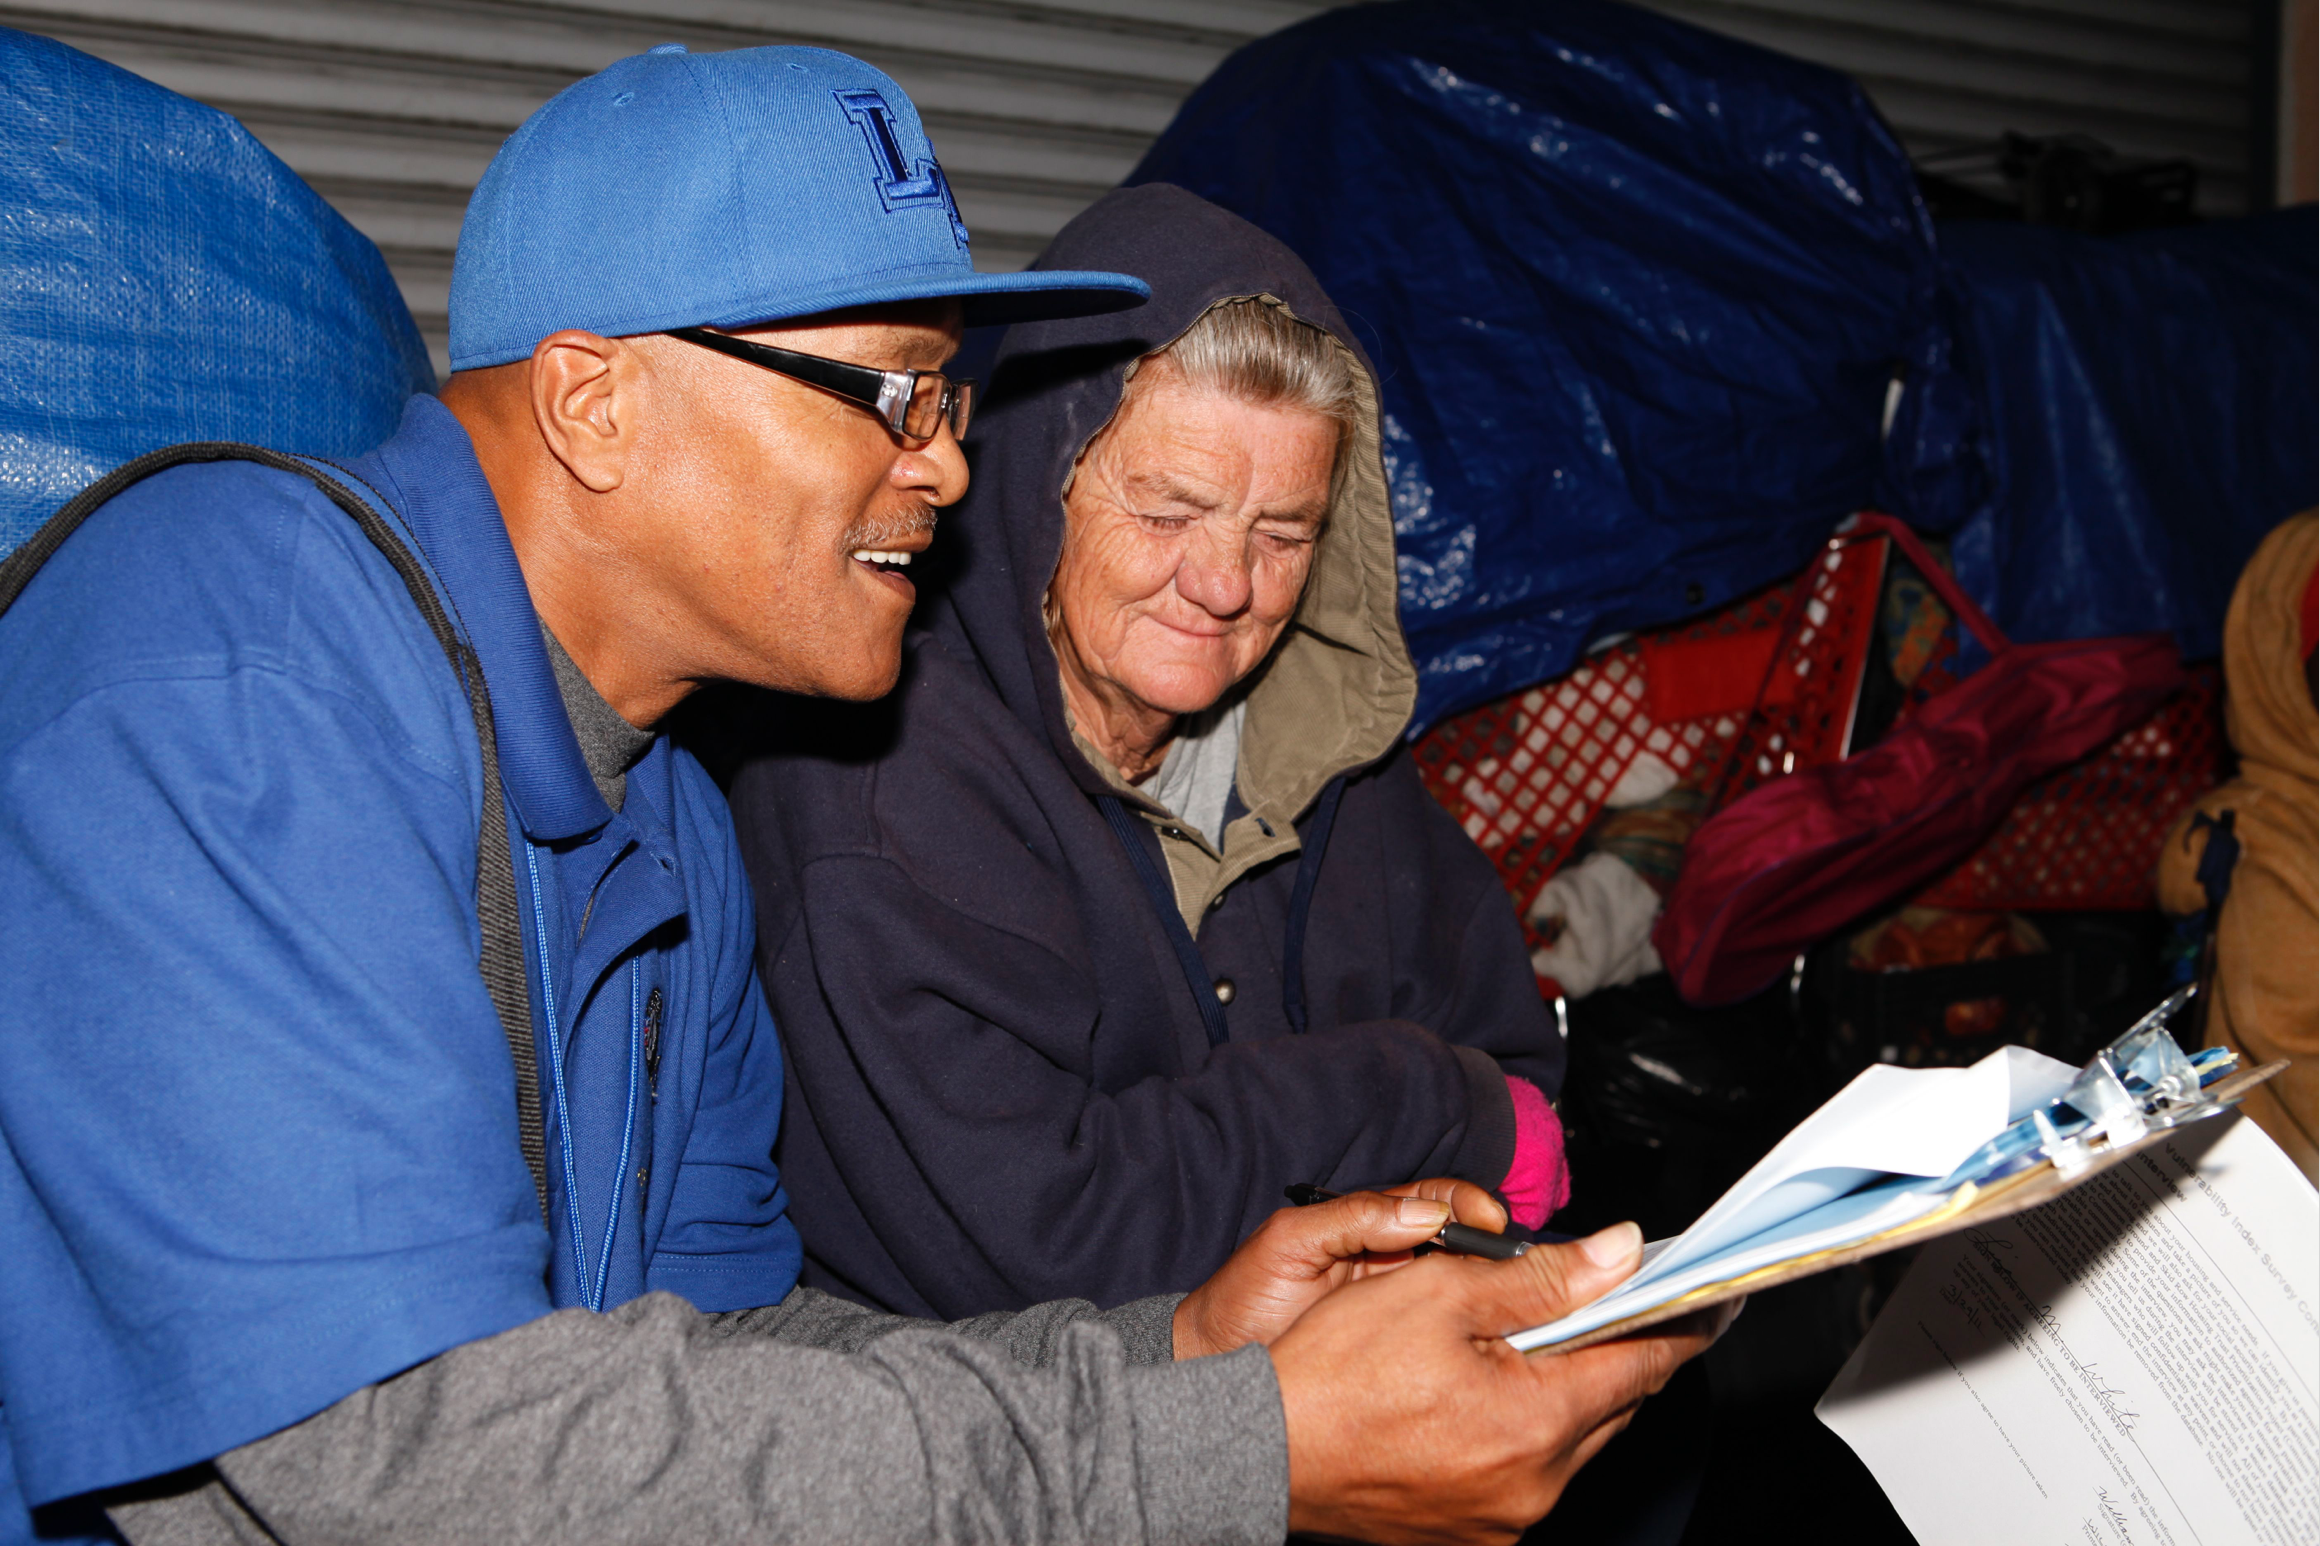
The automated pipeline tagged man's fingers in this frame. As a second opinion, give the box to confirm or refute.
[1544,1322,1695,1420]
[1507,1304,1719,1458]
[1382,1177,1509,1234]
[1564,1406,1644,1475]
[1269,1218,1721,1546]
[1268,1190,1454,1268]
[1240,1191,1456,1281]
[1648,1299,1744,1349]
[1446,1221,1646,1336]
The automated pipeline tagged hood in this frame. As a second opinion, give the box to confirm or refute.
[2224,511,2317,793]
[927,182,1414,828]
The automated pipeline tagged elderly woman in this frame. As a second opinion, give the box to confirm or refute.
[729,185,1567,1318]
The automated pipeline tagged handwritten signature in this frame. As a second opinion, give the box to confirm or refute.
[1940,1280,1986,1332]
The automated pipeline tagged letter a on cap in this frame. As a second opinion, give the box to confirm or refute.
[834,88,970,248]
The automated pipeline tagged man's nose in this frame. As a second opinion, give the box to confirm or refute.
[895,423,969,506]
[1174,524,1254,618]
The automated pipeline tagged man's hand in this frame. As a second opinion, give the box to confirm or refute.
[1173,1180,1509,1359]
[1273,1222,1736,1546]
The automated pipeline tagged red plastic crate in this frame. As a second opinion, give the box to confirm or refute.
[1704,533,1888,808]
[1410,638,1725,924]
[1412,532,1888,917]
[1416,518,2226,928]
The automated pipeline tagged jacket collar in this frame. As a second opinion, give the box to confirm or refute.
[348,394,616,843]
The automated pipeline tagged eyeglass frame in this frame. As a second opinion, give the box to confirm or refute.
[665,325,974,444]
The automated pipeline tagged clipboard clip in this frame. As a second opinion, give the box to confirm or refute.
[1940,984,2240,1188]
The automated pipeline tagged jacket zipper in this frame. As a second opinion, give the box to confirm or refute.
[637,983,663,1224]
[642,986,664,1101]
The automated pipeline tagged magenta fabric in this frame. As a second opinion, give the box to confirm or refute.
[1500,1076,1571,1230]
[1655,513,2187,1007]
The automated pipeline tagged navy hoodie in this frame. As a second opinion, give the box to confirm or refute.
[730,185,1563,1318]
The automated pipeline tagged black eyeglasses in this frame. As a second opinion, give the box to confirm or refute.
[667,326,975,444]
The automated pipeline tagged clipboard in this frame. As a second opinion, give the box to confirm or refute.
[1533,1059,2289,1356]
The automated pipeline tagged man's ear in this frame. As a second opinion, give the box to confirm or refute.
[528,330,634,493]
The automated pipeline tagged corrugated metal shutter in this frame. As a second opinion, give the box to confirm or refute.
[1637,1,2262,216]
[10,1,2268,375]
[5,0,1331,375]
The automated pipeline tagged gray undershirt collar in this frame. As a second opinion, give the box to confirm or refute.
[1141,697,1245,849]
[540,622,653,812]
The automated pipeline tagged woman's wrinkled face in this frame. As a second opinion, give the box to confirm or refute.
[1050,369,1337,722]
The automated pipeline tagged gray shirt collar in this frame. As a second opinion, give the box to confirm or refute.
[1142,697,1245,849]
[539,622,653,812]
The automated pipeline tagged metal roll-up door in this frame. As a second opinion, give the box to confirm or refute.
[1638,1,2265,216]
[5,0,1331,376]
[10,2,2272,376]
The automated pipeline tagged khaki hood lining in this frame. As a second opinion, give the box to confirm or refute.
[1044,294,1416,921]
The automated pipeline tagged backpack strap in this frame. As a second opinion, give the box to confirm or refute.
[0,442,551,1224]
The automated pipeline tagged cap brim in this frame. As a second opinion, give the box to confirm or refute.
[706,268,1149,334]
[950,269,1152,327]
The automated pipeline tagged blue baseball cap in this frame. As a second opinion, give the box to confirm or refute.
[449,44,1149,372]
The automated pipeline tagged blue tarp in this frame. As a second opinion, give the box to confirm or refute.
[0,28,432,557]
[1130,0,2317,727]
[1910,213,2317,669]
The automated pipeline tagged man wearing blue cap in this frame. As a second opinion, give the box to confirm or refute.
[0,44,1719,1545]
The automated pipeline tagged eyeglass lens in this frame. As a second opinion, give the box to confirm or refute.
[904,374,975,442]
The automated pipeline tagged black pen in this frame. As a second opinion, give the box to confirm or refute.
[1283,1184,1531,1260]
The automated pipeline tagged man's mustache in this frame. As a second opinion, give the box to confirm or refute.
[841,502,939,552]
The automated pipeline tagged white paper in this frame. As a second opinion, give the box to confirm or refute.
[1636,1045,2076,1287]
[1512,1046,2077,1349]
[1818,1113,2320,1546]
[1509,1176,1948,1351]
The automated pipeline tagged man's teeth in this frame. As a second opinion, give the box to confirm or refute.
[851,549,913,566]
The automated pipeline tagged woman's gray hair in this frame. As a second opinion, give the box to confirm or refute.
[1135,297,1360,444]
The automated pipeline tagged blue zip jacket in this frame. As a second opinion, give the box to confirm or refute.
[0,397,799,1534]
[729,187,1558,1322]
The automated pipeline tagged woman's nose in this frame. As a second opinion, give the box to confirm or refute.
[1174,528,1254,617]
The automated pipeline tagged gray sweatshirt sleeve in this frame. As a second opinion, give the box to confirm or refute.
[709,1283,1186,1366]
[106,1290,1284,1546]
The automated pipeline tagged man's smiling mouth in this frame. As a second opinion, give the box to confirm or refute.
[843,499,936,580]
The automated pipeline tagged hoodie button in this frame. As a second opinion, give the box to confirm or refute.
[1213,977,1237,1005]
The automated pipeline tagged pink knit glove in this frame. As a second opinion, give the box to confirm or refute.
[1500,1076,1571,1230]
